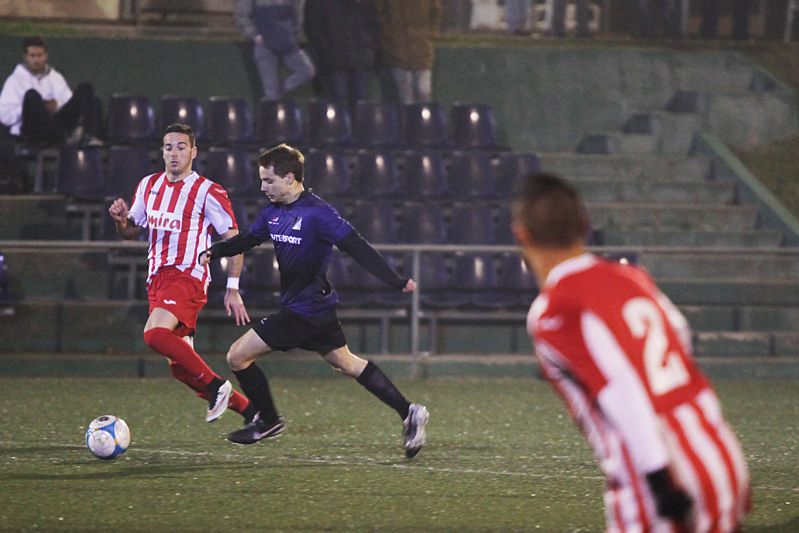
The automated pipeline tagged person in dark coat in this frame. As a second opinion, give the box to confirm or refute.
[304,0,380,113]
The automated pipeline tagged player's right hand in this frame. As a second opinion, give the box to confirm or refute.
[108,198,129,224]
[198,250,212,266]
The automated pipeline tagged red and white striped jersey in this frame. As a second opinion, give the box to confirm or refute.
[527,253,749,533]
[128,171,237,285]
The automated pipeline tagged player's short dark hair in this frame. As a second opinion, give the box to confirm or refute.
[163,123,195,147]
[22,36,46,53]
[511,172,588,248]
[258,144,304,182]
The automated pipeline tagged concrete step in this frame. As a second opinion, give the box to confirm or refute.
[586,203,758,231]
[660,279,799,306]
[601,228,782,247]
[673,63,755,93]
[576,132,658,155]
[0,195,69,240]
[694,332,799,357]
[680,305,799,332]
[641,249,799,281]
[3,248,113,300]
[623,111,701,155]
[575,179,735,204]
[539,153,712,181]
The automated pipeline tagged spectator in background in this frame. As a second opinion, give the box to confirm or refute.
[700,0,751,40]
[303,0,380,114]
[375,0,442,104]
[505,0,531,35]
[234,0,315,101]
[0,36,102,145]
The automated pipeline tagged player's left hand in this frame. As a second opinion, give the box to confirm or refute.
[225,289,250,326]
[403,278,417,293]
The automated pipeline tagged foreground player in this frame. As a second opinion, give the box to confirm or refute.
[512,173,750,532]
[108,123,256,424]
[199,144,429,458]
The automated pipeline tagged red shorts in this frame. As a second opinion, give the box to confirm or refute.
[147,267,207,337]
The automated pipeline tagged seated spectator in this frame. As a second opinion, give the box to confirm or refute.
[0,36,102,145]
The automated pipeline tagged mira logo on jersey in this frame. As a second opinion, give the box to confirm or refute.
[147,211,183,231]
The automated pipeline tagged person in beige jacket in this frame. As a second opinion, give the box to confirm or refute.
[374,0,442,104]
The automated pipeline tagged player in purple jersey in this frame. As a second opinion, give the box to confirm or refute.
[199,144,429,458]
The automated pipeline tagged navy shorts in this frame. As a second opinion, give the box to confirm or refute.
[252,309,347,354]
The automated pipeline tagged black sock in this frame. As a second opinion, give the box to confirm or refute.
[241,402,258,424]
[233,364,280,424]
[206,376,225,394]
[356,361,411,419]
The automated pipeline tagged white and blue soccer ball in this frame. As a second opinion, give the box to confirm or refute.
[85,415,130,460]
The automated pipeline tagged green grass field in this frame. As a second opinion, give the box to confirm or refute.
[1,377,797,532]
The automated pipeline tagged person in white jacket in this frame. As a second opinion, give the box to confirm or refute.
[0,36,102,145]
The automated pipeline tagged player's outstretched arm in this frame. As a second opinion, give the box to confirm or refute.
[108,198,140,240]
[219,228,250,326]
[337,230,410,291]
[198,232,264,265]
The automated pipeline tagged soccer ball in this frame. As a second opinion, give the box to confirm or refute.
[85,415,130,460]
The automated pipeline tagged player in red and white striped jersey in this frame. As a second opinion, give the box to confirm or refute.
[511,173,750,533]
[108,123,256,425]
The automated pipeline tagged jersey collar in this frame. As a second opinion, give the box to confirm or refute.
[545,253,598,289]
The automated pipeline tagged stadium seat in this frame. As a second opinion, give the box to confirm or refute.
[397,202,446,244]
[447,203,495,244]
[159,96,204,139]
[348,200,398,243]
[498,252,538,308]
[353,101,401,148]
[105,145,154,199]
[304,148,352,198]
[354,149,401,198]
[494,207,514,244]
[450,103,499,149]
[243,251,281,308]
[256,99,304,146]
[451,252,504,309]
[204,146,257,197]
[495,152,541,196]
[206,96,254,145]
[403,151,448,198]
[107,95,156,144]
[57,146,105,198]
[417,253,453,308]
[402,102,449,148]
[448,151,496,198]
[327,253,371,307]
[306,100,352,147]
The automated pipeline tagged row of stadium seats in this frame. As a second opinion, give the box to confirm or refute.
[103,95,503,150]
[58,145,541,201]
[207,250,539,311]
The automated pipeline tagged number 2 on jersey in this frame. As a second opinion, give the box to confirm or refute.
[622,297,690,395]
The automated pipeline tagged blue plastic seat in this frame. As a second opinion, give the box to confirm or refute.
[499,252,538,308]
[204,146,257,197]
[57,146,105,199]
[353,101,401,148]
[397,202,446,244]
[159,96,204,139]
[306,100,352,147]
[450,103,499,149]
[256,99,304,146]
[206,96,253,145]
[348,200,398,244]
[448,151,496,198]
[105,145,154,199]
[451,253,505,309]
[402,102,448,148]
[243,251,281,308]
[495,152,541,196]
[447,203,495,244]
[354,149,401,198]
[107,95,156,144]
[403,152,448,198]
[304,148,352,198]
